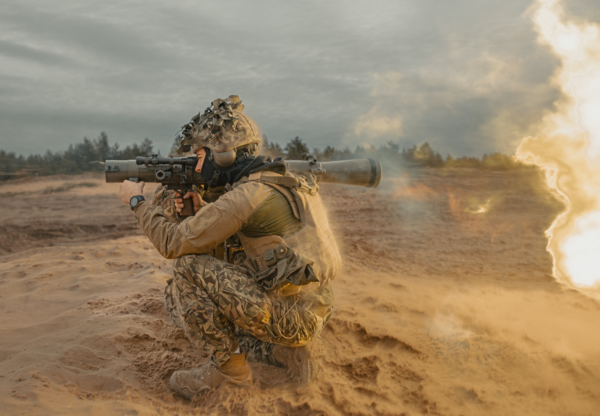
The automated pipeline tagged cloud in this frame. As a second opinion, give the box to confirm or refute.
[351,72,404,144]
[0,0,585,157]
[344,34,559,155]
[353,113,403,139]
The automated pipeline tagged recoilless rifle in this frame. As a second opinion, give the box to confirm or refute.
[104,153,382,216]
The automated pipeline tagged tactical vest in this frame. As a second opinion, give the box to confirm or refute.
[232,170,342,295]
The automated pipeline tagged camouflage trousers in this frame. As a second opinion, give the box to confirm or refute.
[165,254,332,366]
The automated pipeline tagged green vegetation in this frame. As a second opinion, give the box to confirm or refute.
[1,132,529,181]
[0,132,156,180]
[263,136,529,170]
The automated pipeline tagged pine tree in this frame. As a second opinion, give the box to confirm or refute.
[284,136,309,160]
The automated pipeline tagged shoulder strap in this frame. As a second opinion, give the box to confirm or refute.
[249,171,318,195]
[229,171,307,222]
[248,171,300,188]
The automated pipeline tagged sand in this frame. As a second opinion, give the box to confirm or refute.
[1,169,599,415]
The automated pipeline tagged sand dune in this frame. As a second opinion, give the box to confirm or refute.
[1,170,599,415]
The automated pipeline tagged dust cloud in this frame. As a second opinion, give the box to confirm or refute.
[2,169,599,415]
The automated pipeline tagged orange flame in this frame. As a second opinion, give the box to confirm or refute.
[464,198,493,215]
[516,0,600,291]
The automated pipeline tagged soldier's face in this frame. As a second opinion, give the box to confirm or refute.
[195,147,207,172]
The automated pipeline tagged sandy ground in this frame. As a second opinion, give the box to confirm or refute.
[1,169,599,415]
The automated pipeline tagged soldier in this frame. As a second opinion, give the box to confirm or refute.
[118,95,341,398]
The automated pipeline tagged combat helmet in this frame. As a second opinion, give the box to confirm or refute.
[176,95,260,167]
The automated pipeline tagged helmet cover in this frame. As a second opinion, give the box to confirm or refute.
[177,95,261,153]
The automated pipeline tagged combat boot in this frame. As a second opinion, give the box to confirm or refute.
[272,338,323,385]
[169,353,253,399]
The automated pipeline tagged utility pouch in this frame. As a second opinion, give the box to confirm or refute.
[245,245,319,292]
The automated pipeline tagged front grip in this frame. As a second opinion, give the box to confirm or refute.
[180,197,195,217]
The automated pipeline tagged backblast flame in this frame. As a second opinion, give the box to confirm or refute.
[516,0,600,291]
[464,198,493,215]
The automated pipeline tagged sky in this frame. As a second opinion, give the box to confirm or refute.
[0,0,598,157]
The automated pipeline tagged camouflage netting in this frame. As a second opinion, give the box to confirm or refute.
[177,95,261,153]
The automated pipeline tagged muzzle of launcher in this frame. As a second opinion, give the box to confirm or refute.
[285,154,382,188]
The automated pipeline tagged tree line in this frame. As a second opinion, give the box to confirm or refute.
[0,133,155,180]
[263,135,528,170]
[0,132,528,180]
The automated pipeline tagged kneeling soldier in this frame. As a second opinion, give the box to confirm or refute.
[118,96,341,398]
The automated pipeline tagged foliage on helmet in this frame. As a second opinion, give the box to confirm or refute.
[176,95,261,154]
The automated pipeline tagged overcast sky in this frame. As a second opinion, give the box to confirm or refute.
[0,0,598,157]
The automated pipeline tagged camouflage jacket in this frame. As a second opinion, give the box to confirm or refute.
[135,171,341,291]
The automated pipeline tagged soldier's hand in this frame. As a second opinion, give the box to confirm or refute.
[174,190,205,214]
[119,180,145,204]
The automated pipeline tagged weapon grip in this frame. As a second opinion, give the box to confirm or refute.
[181,196,195,217]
